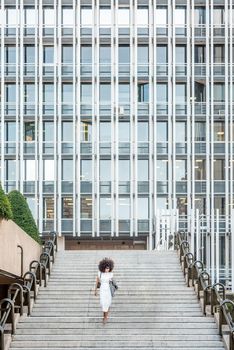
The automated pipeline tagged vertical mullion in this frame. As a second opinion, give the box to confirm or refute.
[38,0,42,234]
[131,0,135,238]
[76,0,81,237]
[1,0,5,188]
[72,0,76,237]
[96,0,100,237]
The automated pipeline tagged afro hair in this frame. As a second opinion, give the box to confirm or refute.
[98,257,114,273]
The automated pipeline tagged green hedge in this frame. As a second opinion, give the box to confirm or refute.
[0,183,13,220]
[8,190,41,244]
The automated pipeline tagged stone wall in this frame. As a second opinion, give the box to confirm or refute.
[0,219,42,277]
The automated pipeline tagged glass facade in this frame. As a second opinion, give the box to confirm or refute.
[0,1,233,248]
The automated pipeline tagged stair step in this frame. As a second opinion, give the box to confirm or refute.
[9,250,225,350]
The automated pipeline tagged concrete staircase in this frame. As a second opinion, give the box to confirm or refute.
[10,250,225,349]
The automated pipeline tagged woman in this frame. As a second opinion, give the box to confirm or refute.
[94,257,114,324]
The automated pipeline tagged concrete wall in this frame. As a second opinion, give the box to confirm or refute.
[0,220,42,277]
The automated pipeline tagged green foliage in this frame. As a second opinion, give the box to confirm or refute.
[0,183,13,220]
[8,190,41,244]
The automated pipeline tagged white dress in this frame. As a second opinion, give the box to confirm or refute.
[98,271,113,312]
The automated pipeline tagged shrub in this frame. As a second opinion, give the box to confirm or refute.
[0,183,13,220]
[8,190,41,244]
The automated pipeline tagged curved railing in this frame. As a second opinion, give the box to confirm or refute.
[176,231,234,349]
[0,231,57,350]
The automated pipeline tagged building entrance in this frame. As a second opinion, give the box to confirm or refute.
[65,238,147,250]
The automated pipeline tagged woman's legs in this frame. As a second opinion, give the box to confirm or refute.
[103,311,108,323]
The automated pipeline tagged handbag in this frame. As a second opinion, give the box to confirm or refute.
[109,279,118,297]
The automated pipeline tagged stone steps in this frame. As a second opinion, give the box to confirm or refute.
[9,250,225,349]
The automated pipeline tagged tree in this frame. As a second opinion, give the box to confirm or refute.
[0,183,13,221]
[8,190,41,244]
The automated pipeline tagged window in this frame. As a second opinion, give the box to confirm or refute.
[100,8,111,26]
[62,8,73,26]
[138,83,149,102]
[138,122,148,141]
[24,8,36,26]
[119,45,130,64]
[194,7,206,25]
[7,8,17,26]
[213,7,224,25]
[5,84,16,102]
[100,46,111,64]
[119,122,130,142]
[157,160,168,181]
[175,122,187,142]
[175,46,186,64]
[119,160,130,181]
[138,198,149,219]
[62,122,73,142]
[24,159,36,180]
[81,46,92,64]
[43,46,54,63]
[214,159,225,180]
[81,84,92,104]
[100,198,111,220]
[81,197,92,218]
[119,84,130,103]
[156,46,168,64]
[118,8,130,26]
[81,7,92,26]
[100,84,111,103]
[43,160,54,181]
[62,198,73,218]
[27,198,36,219]
[62,46,73,63]
[43,84,54,104]
[5,46,16,64]
[155,7,167,25]
[43,198,54,219]
[175,160,187,181]
[43,122,54,142]
[157,84,168,102]
[195,82,206,102]
[176,84,186,103]
[136,8,148,26]
[195,122,206,141]
[195,46,205,63]
[138,46,148,65]
[5,160,16,180]
[214,197,225,215]
[195,159,206,180]
[99,122,111,142]
[81,121,92,141]
[118,197,130,219]
[157,122,168,142]
[62,160,73,181]
[5,122,16,141]
[214,84,225,102]
[43,8,54,26]
[81,160,92,181]
[175,7,186,25]
[100,160,111,181]
[138,160,148,181]
[214,122,225,141]
[214,45,225,63]
[62,84,73,103]
[24,84,35,104]
[24,122,35,141]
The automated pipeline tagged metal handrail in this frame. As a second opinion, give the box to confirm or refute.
[0,231,57,350]
[176,231,234,349]
[0,299,15,350]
